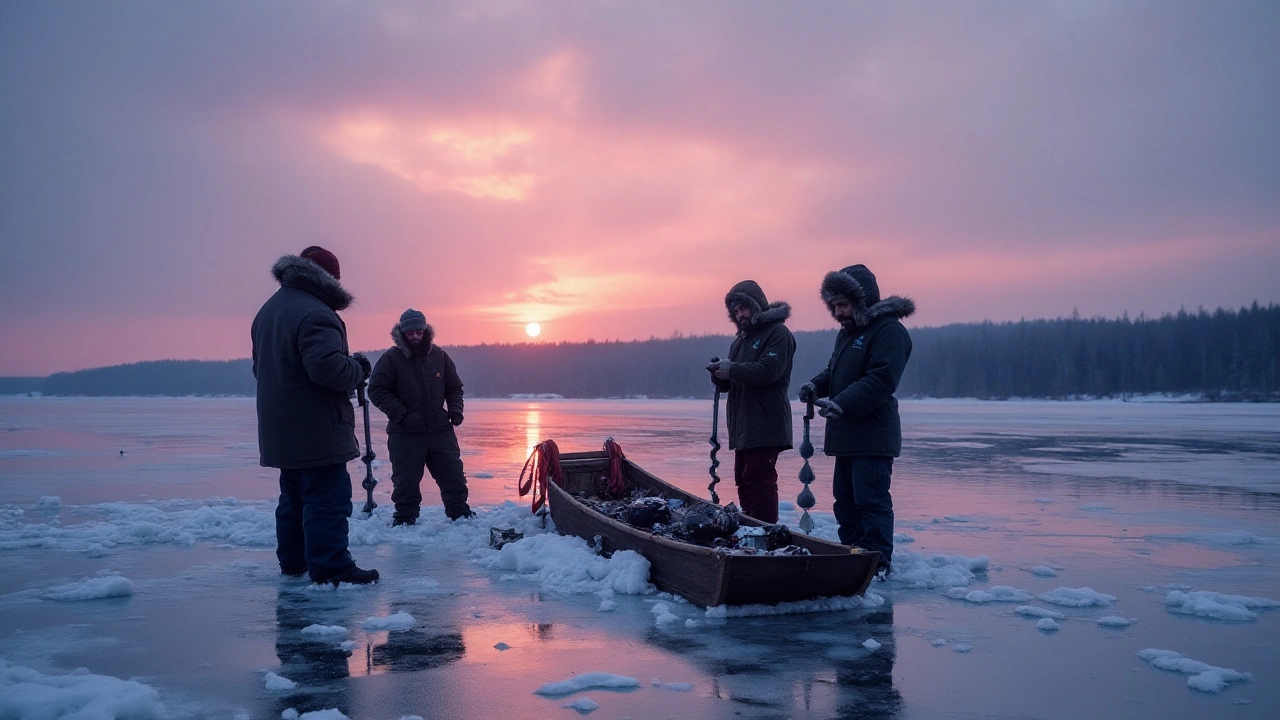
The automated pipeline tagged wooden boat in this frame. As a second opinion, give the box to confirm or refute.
[541,445,880,607]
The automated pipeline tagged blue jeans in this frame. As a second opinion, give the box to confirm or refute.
[276,463,356,582]
[831,456,894,565]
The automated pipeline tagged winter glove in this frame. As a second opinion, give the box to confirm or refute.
[709,359,732,380]
[352,352,372,380]
[449,411,464,427]
[798,382,816,403]
[815,398,844,418]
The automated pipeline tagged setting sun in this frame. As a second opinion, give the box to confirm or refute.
[525,322,541,337]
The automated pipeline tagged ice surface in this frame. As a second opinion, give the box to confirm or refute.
[535,672,641,696]
[2,397,1278,720]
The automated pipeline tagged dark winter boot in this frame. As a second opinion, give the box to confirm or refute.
[391,517,416,527]
[280,566,308,578]
[327,566,379,587]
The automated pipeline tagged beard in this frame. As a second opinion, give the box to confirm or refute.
[735,316,752,332]
[406,337,425,354]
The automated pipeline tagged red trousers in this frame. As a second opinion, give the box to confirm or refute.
[733,447,782,523]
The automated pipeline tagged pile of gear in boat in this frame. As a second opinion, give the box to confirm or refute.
[576,489,811,555]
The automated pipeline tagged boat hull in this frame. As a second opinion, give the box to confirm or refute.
[548,450,879,607]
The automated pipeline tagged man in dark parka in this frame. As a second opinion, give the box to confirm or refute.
[251,246,378,586]
[800,264,914,576]
[369,309,473,524]
[709,280,796,523]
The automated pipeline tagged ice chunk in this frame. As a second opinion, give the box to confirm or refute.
[41,575,134,601]
[1015,606,1065,619]
[0,659,164,719]
[363,612,415,631]
[535,672,641,696]
[1137,649,1252,693]
[862,638,882,650]
[265,671,297,690]
[1038,587,1116,607]
[945,585,1033,603]
[561,696,599,712]
[1036,618,1059,631]
[1030,565,1057,577]
[1164,590,1279,622]
[1096,616,1133,627]
[300,624,347,638]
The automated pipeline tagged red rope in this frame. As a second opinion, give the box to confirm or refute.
[518,439,562,513]
[604,437,627,497]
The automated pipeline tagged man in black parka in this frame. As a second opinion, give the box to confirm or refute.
[369,309,473,525]
[709,280,796,523]
[252,246,378,586]
[800,264,914,577]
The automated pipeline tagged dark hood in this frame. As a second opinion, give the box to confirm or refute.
[725,280,791,334]
[391,321,436,358]
[272,255,353,312]
[820,264,915,329]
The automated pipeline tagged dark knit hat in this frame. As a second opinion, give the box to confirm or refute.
[399,308,428,332]
[300,246,341,280]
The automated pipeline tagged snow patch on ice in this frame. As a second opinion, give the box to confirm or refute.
[945,585,1033,603]
[1036,618,1059,631]
[1164,590,1279,622]
[1038,587,1116,607]
[1030,565,1058,577]
[41,575,133,601]
[1096,616,1133,627]
[300,625,347,638]
[476,531,653,597]
[892,552,989,589]
[892,531,914,544]
[561,696,599,713]
[264,671,296,690]
[363,612,415,631]
[0,658,165,719]
[1015,606,1065,619]
[535,672,641,696]
[1137,649,1252,693]
[705,591,884,618]
[862,638,882,650]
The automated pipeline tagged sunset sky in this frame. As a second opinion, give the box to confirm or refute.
[2,2,1278,376]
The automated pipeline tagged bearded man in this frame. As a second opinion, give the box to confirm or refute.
[368,309,473,525]
[708,280,796,523]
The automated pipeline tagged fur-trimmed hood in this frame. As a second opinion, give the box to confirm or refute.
[390,321,436,358]
[725,279,791,334]
[820,265,915,330]
[272,255,353,312]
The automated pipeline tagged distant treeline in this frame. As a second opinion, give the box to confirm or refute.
[5,304,1277,400]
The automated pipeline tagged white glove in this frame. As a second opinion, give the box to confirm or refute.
[815,398,844,418]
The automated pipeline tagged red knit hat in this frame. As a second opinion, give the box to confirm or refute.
[300,246,340,280]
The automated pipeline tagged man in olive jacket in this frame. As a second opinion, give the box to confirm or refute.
[252,246,378,586]
[800,264,914,577]
[709,280,796,523]
[369,309,472,524]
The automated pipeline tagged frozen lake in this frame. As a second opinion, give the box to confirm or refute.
[1,396,1278,719]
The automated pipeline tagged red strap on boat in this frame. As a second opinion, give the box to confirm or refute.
[519,439,562,513]
[604,437,627,497]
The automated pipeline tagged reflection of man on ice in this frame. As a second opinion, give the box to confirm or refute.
[369,309,473,525]
[800,264,914,580]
